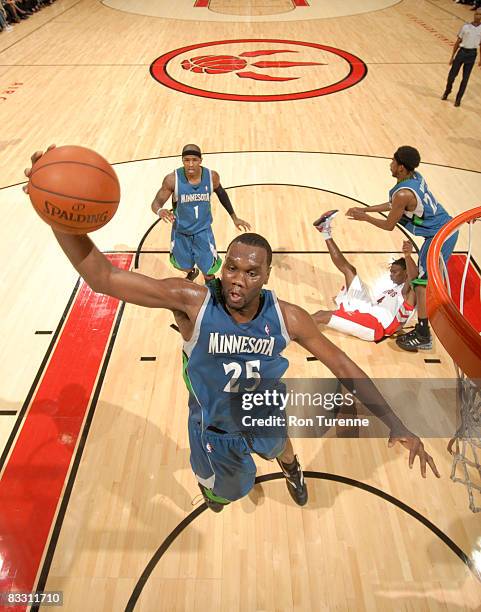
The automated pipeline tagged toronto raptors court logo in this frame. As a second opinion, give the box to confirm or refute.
[150,39,367,102]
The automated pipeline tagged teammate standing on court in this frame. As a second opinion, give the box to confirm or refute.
[311,210,416,342]
[442,9,481,107]
[25,148,440,513]
[347,146,457,352]
[151,144,251,282]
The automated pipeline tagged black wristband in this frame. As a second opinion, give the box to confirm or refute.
[214,184,235,216]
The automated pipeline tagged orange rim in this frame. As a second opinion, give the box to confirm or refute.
[427,206,481,379]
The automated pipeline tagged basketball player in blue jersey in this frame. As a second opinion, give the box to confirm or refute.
[25,149,440,513]
[151,144,251,282]
[347,146,458,352]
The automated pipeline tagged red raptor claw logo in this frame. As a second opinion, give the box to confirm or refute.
[150,39,368,102]
[181,49,325,81]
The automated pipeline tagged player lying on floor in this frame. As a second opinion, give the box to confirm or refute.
[312,210,417,342]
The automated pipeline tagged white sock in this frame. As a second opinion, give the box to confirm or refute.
[320,223,332,240]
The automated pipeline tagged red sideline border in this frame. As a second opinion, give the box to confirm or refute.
[0,254,132,612]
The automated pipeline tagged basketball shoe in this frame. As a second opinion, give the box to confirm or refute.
[198,483,231,513]
[313,209,338,239]
[277,455,308,506]
[395,324,432,351]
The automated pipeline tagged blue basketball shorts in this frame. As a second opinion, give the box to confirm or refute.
[188,417,287,502]
[170,226,222,275]
[416,230,458,284]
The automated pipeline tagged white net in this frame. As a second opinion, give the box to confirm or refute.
[449,370,481,513]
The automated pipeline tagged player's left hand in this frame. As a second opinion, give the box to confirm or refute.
[232,216,251,231]
[388,433,440,478]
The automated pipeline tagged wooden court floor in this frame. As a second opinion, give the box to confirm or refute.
[0,1,481,610]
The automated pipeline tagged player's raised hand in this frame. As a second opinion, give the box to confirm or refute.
[402,240,414,255]
[388,434,441,478]
[158,208,175,223]
[232,215,251,232]
[23,144,56,193]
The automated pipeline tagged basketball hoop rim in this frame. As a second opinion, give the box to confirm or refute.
[427,206,481,379]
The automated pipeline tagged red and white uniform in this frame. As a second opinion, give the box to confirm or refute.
[327,276,414,342]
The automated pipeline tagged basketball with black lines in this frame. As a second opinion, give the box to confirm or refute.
[28,145,120,234]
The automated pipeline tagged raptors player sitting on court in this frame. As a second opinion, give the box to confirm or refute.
[312,211,416,342]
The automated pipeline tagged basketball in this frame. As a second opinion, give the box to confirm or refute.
[28,145,121,234]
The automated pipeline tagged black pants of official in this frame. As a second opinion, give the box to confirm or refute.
[444,48,477,103]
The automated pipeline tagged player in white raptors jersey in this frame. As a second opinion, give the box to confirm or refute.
[312,211,417,342]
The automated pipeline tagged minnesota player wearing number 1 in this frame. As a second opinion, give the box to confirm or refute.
[151,144,251,282]
[347,146,458,352]
[25,149,440,514]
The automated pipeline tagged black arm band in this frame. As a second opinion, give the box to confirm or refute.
[214,184,235,216]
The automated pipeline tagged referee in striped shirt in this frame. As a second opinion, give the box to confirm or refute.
[442,10,481,106]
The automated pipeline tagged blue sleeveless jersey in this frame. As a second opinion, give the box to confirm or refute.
[183,283,290,432]
[173,167,213,235]
[389,172,451,237]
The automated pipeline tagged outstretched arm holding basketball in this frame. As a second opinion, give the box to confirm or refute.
[24,148,206,332]
[281,301,440,478]
[53,231,206,312]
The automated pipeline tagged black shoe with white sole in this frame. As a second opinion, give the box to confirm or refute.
[277,455,308,506]
[395,325,432,352]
